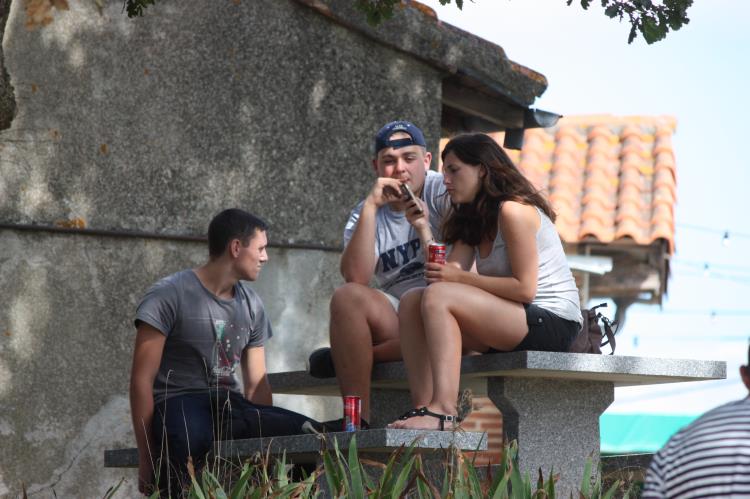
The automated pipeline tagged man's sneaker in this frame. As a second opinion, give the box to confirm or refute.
[301,420,325,435]
[321,417,371,432]
[308,347,336,378]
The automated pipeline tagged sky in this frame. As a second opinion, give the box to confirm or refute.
[421,0,750,416]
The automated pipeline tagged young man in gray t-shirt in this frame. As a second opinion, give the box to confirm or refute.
[310,121,448,426]
[130,209,318,496]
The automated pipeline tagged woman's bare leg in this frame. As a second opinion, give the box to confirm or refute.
[394,282,527,430]
[396,288,433,409]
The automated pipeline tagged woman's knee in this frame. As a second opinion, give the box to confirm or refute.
[421,282,456,314]
[397,288,425,339]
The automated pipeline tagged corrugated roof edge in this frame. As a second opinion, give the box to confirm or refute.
[292,0,548,107]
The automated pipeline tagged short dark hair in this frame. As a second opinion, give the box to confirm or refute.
[207,209,268,258]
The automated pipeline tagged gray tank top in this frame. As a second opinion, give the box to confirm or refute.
[475,207,582,324]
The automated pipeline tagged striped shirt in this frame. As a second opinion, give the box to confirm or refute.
[642,396,750,498]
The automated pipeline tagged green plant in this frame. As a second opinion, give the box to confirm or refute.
[131,437,641,498]
[181,451,318,498]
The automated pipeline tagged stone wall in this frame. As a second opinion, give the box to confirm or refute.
[0,0,442,495]
[0,0,14,131]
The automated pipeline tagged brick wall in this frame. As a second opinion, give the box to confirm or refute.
[460,396,503,465]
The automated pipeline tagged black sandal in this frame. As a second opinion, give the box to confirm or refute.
[397,407,460,431]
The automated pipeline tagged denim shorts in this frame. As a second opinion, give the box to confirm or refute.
[488,303,581,353]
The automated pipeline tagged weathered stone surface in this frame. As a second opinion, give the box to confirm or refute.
[0,229,341,496]
[488,378,613,497]
[268,351,728,395]
[0,0,441,248]
[224,427,487,455]
[0,0,15,131]
[0,2,445,492]
[293,0,548,106]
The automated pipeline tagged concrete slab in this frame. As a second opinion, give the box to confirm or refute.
[104,428,488,468]
[269,351,727,396]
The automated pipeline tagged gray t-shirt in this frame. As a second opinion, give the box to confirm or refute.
[135,269,272,403]
[344,170,449,298]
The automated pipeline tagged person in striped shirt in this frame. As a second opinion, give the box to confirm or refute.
[642,345,750,498]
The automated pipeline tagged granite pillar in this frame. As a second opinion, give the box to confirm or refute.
[487,377,614,495]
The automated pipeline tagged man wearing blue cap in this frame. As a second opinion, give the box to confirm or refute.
[309,121,449,426]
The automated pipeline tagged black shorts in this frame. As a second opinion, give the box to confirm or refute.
[487,303,581,353]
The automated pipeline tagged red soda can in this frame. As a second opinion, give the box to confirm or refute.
[428,242,447,265]
[343,395,362,432]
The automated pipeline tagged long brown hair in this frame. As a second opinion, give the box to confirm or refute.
[441,133,555,246]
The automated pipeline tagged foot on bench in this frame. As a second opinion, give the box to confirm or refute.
[391,407,460,431]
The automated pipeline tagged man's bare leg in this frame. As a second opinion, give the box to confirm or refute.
[329,282,399,421]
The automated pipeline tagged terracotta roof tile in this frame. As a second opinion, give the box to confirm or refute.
[440,115,677,253]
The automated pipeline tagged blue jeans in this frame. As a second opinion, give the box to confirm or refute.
[151,389,318,497]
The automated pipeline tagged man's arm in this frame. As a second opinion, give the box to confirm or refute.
[404,197,435,259]
[446,240,475,271]
[129,323,166,495]
[340,200,378,283]
[242,346,272,405]
[340,177,403,283]
[424,203,539,302]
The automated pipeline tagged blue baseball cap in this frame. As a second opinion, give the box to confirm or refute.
[374,120,427,155]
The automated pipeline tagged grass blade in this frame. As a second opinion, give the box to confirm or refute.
[347,435,365,499]
[375,445,405,497]
[299,470,320,498]
[465,456,483,498]
[545,468,556,499]
[490,475,510,499]
[488,465,508,498]
[275,452,290,488]
[187,473,206,499]
[601,480,622,499]
[228,462,252,499]
[579,458,593,498]
[413,454,441,499]
[524,470,532,497]
[332,437,350,496]
[102,477,124,499]
[440,458,451,498]
[389,455,416,498]
[322,448,343,497]
[200,467,223,493]
[509,458,524,498]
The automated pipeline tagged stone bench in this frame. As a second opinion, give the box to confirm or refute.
[104,428,488,489]
[268,351,726,494]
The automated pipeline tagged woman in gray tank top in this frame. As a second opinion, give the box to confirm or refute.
[390,133,582,431]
